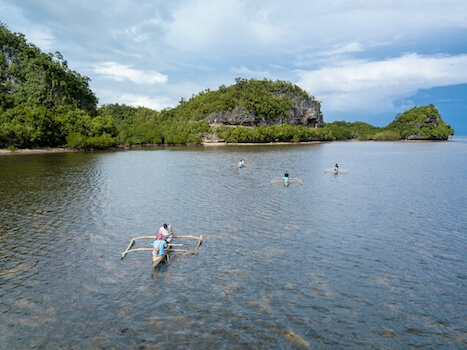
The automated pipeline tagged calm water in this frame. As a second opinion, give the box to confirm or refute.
[0,140,466,349]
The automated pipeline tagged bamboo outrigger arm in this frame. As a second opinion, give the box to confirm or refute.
[172,235,203,240]
[270,178,303,185]
[121,247,153,259]
[290,177,303,185]
[171,235,203,255]
[129,235,156,241]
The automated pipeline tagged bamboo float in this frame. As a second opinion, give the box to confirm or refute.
[194,235,203,255]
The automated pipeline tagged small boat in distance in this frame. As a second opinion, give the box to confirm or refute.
[270,177,303,186]
[325,166,348,174]
[233,159,247,168]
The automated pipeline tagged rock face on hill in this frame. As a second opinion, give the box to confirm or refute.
[205,97,322,128]
[405,115,449,140]
[288,98,322,127]
[206,107,256,126]
[202,81,323,128]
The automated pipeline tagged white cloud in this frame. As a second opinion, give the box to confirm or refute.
[230,66,271,79]
[98,92,174,111]
[164,0,243,51]
[119,93,173,110]
[0,1,55,51]
[93,62,168,84]
[320,42,364,57]
[296,53,467,112]
[164,0,288,54]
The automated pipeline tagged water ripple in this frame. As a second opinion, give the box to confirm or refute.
[0,143,466,349]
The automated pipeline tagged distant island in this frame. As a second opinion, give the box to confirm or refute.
[0,22,454,151]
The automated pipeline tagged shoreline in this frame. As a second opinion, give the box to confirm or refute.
[201,141,324,146]
[0,137,458,155]
[0,147,80,155]
[0,142,325,155]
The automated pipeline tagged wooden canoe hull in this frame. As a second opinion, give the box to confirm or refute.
[152,243,171,268]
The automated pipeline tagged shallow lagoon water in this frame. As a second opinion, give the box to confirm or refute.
[0,140,466,349]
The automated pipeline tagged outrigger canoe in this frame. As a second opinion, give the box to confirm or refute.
[324,168,348,174]
[121,235,203,269]
[270,177,303,186]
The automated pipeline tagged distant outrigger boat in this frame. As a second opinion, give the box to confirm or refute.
[324,168,348,174]
[121,235,203,268]
[270,177,303,186]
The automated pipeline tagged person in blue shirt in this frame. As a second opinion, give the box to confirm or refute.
[333,163,339,174]
[283,172,290,186]
[153,233,168,256]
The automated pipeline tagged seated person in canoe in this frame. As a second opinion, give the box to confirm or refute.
[158,223,174,242]
[153,232,168,256]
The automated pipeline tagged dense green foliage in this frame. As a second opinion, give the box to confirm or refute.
[385,105,454,140]
[323,105,454,141]
[216,124,333,143]
[0,23,100,147]
[94,104,210,147]
[0,23,455,149]
[323,121,380,141]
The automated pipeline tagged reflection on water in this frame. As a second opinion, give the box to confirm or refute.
[1,142,466,349]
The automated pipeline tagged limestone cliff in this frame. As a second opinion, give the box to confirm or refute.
[193,79,323,128]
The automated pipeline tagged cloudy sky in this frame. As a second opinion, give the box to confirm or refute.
[1,0,466,134]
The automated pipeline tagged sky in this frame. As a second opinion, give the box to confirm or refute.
[1,0,466,134]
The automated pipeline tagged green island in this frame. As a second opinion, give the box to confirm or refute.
[0,23,455,151]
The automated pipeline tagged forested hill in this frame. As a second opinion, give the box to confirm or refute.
[175,78,323,128]
[325,105,454,141]
[0,23,455,149]
[0,22,100,148]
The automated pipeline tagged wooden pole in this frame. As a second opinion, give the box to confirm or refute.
[168,248,192,253]
[121,247,154,256]
[172,235,203,240]
[130,235,156,241]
